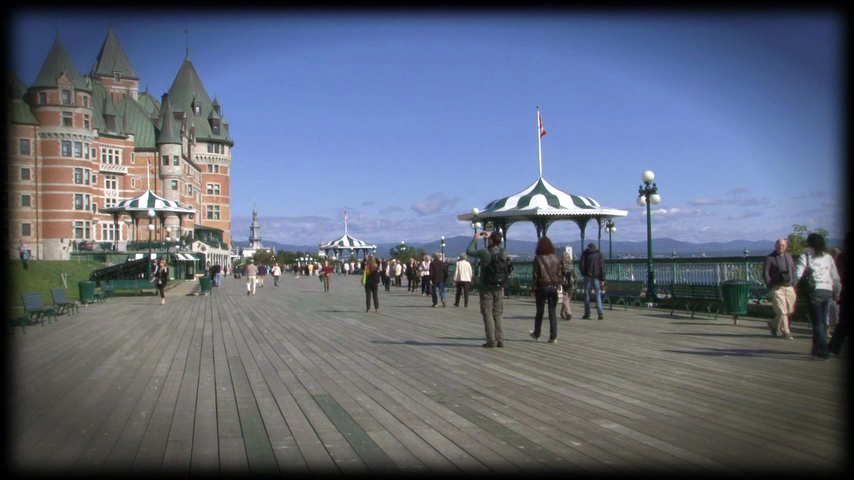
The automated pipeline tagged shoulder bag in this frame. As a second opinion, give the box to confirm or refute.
[797,253,816,294]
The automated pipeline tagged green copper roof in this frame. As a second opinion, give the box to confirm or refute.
[136,90,161,118]
[167,56,233,146]
[116,97,157,149]
[156,98,182,145]
[8,74,39,126]
[91,81,125,136]
[31,33,90,92]
[92,27,139,80]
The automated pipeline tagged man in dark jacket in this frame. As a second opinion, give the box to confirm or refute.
[763,238,797,339]
[429,253,447,307]
[581,243,606,320]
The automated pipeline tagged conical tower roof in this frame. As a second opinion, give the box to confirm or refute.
[156,97,182,145]
[31,32,90,91]
[92,27,139,80]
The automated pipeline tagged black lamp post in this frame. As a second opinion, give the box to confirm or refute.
[604,220,616,260]
[440,236,445,260]
[147,209,155,279]
[637,170,661,302]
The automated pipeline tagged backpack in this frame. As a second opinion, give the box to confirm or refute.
[483,248,509,288]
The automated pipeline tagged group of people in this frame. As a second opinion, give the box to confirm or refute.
[763,234,847,359]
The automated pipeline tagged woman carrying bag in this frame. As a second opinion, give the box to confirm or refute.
[795,233,841,360]
[364,256,381,313]
[560,252,578,320]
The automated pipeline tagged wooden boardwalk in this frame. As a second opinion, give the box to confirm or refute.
[7,274,848,475]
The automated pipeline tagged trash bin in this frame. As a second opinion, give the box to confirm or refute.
[721,280,750,325]
[199,276,212,295]
[79,281,96,304]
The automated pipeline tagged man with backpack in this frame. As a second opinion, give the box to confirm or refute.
[581,243,606,320]
[467,230,508,348]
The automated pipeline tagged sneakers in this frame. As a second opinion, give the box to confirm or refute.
[529,331,540,341]
[598,314,604,320]
[582,315,590,320]
[547,338,557,344]
[785,335,795,340]
[482,342,496,348]
[496,342,505,348]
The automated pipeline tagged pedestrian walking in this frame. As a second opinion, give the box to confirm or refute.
[271,263,282,287]
[560,252,578,320]
[153,258,169,305]
[828,233,850,355]
[364,256,381,312]
[245,260,258,295]
[429,253,447,307]
[321,260,333,292]
[257,264,267,288]
[763,239,797,339]
[529,236,562,344]
[796,233,841,360]
[454,254,473,307]
[581,243,606,320]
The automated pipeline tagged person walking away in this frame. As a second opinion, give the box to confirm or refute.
[380,258,391,292]
[530,236,562,343]
[828,233,850,355]
[560,252,578,320]
[581,243,606,320]
[19,242,31,270]
[467,230,508,348]
[154,258,169,305]
[394,260,403,286]
[271,263,282,287]
[429,253,447,307]
[322,260,333,292]
[504,257,515,298]
[827,248,842,335]
[406,258,416,293]
[795,233,841,360]
[763,239,797,339]
[364,256,381,312]
[454,254,473,307]
[420,255,432,297]
[245,260,258,295]
[257,264,267,288]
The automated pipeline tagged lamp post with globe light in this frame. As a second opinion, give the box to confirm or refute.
[147,209,155,279]
[637,170,661,302]
[440,236,445,260]
[604,220,616,260]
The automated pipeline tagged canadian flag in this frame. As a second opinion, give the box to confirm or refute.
[539,111,547,138]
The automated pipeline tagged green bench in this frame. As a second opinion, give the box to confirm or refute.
[101,279,157,295]
[603,281,646,310]
[50,288,80,316]
[670,283,723,319]
[22,292,59,326]
[7,315,29,335]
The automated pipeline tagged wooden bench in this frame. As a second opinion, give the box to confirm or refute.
[670,283,722,319]
[21,292,59,325]
[603,281,646,310]
[50,288,80,316]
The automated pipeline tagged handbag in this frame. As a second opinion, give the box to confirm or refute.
[797,254,816,294]
[361,268,367,286]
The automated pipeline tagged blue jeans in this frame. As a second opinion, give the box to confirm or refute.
[807,289,833,357]
[534,286,558,340]
[584,277,603,316]
[432,282,446,305]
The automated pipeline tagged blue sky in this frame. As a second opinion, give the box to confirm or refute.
[10,10,846,247]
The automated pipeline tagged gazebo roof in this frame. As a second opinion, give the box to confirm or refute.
[457,177,628,223]
[318,233,376,251]
[99,189,195,216]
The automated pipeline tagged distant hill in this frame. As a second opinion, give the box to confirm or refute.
[236,236,842,258]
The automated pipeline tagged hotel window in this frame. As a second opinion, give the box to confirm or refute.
[85,169,90,185]
[214,165,220,173]
[162,155,169,166]
[188,185,193,196]
[206,164,212,172]
[62,112,72,126]
[84,115,90,130]
[173,156,180,166]
[115,72,122,82]
[85,195,91,212]
[74,168,83,184]
[39,92,47,104]
[22,223,32,237]
[61,90,71,105]
[74,142,83,158]
[21,168,31,181]
[75,221,84,239]
[206,183,220,195]
[61,141,72,157]
[21,195,31,207]
[83,96,88,108]
[74,194,84,210]
[171,180,178,191]
[102,223,117,241]
[19,139,30,156]
[84,143,89,159]
[207,144,212,153]
[206,205,220,220]
[105,175,117,190]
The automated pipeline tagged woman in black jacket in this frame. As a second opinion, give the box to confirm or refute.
[364,256,381,313]
[530,236,562,343]
[154,258,169,305]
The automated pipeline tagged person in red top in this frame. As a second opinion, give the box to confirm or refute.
[321,260,334,292]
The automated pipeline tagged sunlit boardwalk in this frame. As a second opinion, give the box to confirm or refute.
[8,273,846,475]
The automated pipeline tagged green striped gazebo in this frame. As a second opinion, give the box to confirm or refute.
[457,177,628,250]
[99,189,196,250]
[318,233,377,259]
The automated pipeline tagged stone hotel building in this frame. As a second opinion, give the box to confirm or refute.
[6,28,233,263]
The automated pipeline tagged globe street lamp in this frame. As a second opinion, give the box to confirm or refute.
[440,236,445,260]
[147,209,156,279]
[637,170,661,302]
[604,220,616,260]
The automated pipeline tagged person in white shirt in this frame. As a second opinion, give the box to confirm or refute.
[271,263,282,287]
[795,233,841,359]
[453,254,473,307]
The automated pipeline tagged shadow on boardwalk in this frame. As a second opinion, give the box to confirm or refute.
[8,274,847,475]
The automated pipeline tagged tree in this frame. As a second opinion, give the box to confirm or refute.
[787,224,828,255]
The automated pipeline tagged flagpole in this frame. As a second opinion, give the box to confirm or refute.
[344,210,348,235]
[537,106,543,178]
[147,157,151,190]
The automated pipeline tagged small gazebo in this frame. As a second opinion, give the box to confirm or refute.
[318,233,377,259]
[99,189,196,250]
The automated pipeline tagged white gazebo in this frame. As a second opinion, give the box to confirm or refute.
[318,233,377,259]
[99,189,196,250]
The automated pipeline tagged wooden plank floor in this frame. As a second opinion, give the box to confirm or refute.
[7,274,848,475]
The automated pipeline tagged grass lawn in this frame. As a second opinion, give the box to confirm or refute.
[7,258,107,315]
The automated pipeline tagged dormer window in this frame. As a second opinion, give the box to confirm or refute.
[211,119,220,135]
[61,89,71,105]
[114,72,122,82]
[194,103,201,115]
